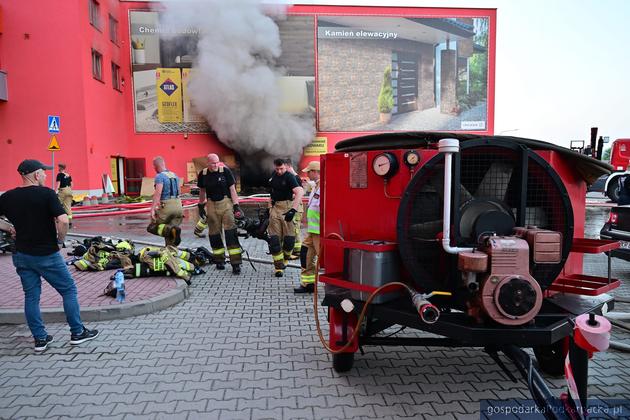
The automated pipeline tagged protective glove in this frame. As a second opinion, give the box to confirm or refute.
[197,202,207,219]
[233,204,244,220]
[283,208,297,222]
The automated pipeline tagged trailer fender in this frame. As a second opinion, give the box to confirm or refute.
[329,306,359,353]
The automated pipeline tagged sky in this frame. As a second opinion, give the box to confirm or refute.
[284,0,630,147]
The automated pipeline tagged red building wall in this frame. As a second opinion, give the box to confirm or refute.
[0,0,89,191]
[0,2,496,194]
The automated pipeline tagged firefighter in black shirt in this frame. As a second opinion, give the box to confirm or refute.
[197,153,244,274]
[268,158,304,277]
[55,163,73,224]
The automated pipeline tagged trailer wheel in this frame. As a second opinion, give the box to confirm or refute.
[533,340,567,377]
[332,352,354,372]
[606,177,620,203]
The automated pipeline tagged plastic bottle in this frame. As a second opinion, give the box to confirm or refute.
[114,270,126,303]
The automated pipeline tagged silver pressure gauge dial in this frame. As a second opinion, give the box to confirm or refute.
[372,152,399,178]
[404,150,420,167]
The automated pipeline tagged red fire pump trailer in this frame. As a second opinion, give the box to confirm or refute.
[317,132,620,417]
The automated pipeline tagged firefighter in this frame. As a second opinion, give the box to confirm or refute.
[197,153,244,274]
[268,158,304,277]
[55,163,73,226]
[284,158,304,259]
[147,156,183,247]
[295,161,320,293]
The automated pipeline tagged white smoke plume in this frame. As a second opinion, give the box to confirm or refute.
[159,0,315,159]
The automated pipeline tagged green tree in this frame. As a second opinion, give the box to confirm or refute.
[378,66,394,113]
[602,147,611,162]
[468,18,488,103]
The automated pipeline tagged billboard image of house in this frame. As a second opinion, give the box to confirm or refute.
[317,16,489,132]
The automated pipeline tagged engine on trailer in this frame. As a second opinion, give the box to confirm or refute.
[458,227,562,325]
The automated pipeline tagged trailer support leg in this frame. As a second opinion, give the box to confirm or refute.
[568,337,589,415]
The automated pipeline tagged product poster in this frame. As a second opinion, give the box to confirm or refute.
[155,68,183,123]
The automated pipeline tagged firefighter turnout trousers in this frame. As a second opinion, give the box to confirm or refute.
[206,197,242,266]
[57,187,73,221]
[300,233,319,286]
[147,198,183,246]
[268,200,296,274]
[292,201,304,257]
[300,181,320,286]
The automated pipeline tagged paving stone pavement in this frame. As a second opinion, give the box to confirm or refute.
[1,206,629,419]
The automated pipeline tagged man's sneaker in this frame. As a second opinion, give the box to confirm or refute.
[294,284,315,294]
[232,264,241,275]
[170,226,182,246]
[216,263,225,270]
[34,335,54,352]
[70,328,99,345]
[275,270,284,278]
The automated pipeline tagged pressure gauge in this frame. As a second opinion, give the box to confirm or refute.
[372,152,399,178]
[403,150,420,168]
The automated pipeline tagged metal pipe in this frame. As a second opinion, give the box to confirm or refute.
[438,139,474,254]
[605,312,630,321]
[609,340,630,352]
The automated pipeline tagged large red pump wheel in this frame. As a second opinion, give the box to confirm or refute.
[328,307,358,372]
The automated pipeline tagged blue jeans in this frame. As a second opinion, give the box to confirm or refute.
[12,252,83,339]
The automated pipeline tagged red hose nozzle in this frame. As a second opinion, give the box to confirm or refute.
[412,294,440,324]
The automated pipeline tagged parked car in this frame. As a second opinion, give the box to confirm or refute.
[603,138,630,202]
[600,205,630,260]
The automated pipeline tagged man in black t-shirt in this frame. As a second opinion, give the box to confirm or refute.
[0,159,99,352]
[197,153,244,274]
[268,158,304,277]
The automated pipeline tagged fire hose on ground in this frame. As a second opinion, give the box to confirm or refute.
[70,199,200,218]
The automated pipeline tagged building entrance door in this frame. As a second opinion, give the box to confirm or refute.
[393,51,419,114]
[109,157,126,195]
[124,158,146,196]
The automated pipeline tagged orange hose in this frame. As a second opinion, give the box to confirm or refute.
[313,232,414,354]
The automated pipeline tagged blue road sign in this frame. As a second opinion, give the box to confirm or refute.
[48,115,60,133]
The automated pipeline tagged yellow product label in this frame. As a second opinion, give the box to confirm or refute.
[156,68,183,123]
[304,136,327,156]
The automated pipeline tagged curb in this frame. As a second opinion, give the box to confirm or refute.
[0,280,190,325]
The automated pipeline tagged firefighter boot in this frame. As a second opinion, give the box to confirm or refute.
[232,264,241,275]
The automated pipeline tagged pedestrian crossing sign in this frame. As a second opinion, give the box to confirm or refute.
[48,135,61,151]
[47,115,60,133]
